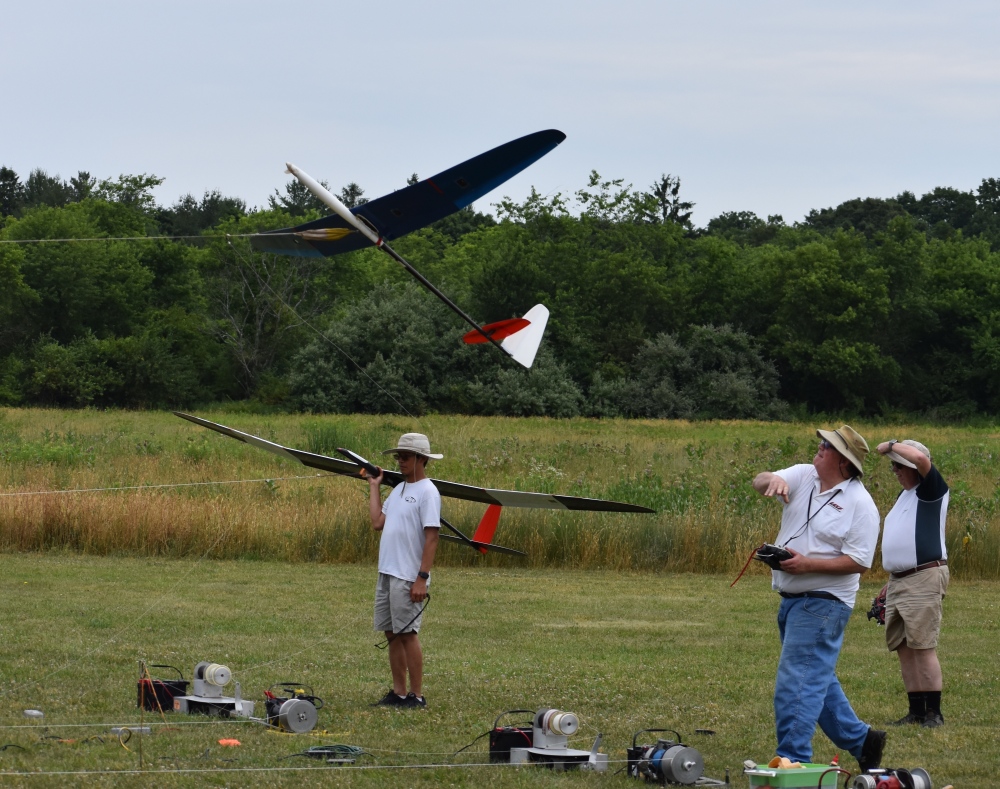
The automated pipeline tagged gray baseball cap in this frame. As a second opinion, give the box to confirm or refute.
[887,439,930,469]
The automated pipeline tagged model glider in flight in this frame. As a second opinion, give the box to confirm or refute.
[174,412,654,557]
[249,129,566,368]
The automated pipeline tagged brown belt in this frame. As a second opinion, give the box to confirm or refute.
[891,559,947,579]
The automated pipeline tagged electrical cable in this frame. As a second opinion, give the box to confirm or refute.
[0,759,563,777]
[0,720,252,730]
[451,730,490,757]
[374,594,430,650]
[0,233,262,245]
[0,473,332,498]
[280,744,373,761]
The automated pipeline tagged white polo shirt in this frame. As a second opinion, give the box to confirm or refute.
[771,464,880,608]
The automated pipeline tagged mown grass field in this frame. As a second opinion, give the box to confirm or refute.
[0,555,997,788]
[1,409,999,577]
[1,410,998,786]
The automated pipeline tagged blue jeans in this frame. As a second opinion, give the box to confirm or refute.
[775,596,870,763]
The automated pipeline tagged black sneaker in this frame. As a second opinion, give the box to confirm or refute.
[373,690,406,707]
[403,692,427,709]
[858,728,886,773]
[888,712,923,726]
[922,711,944,728]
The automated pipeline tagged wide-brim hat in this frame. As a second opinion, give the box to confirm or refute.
[816,424,869,477]
[887,439,930,470]
[381,433,443,460]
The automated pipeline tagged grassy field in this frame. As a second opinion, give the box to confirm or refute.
[1,410,998,785]
[0,555,997,787]
[1,409,999,577]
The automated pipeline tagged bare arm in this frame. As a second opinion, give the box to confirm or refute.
[876,440,932,477]
[369,472,386,531]
[779,549,868,576]
[410,528,439,602]
[752,471,790,503]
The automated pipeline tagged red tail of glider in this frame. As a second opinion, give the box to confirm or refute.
[462,304,549,368]
[471,504,503,554]
[438,506,524,557]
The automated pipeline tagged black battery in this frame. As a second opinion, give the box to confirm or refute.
[489,725,532,762]
[486,709,534,762]
[137,665,188,712]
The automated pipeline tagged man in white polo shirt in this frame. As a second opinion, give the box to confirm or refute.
[752,425,885,773]
[368,433,441,709]
[875,438,949,729]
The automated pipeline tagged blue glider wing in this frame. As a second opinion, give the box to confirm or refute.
[250,129,566,258]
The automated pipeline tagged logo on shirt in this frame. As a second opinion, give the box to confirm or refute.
[829,502,844,511]
[404,495,417,503]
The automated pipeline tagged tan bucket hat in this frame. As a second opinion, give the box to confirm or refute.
[816,424,869,477]
[381,433,443,460]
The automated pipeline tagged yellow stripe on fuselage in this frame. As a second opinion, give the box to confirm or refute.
[297,228,355,241]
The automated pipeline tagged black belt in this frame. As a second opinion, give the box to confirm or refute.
[891,559,947,580]
[779,590,843,603]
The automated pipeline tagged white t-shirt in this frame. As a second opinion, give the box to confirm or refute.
[378,478,441,582]
[771,464,880,608]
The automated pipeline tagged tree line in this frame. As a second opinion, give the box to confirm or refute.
[1,164,999,419]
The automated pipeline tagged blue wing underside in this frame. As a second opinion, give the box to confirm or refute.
[250,129,566,258]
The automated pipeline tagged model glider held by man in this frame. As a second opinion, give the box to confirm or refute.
[174,411,654,557]
[249,130,566,368]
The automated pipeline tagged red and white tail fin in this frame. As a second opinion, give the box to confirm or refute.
[501,304,548,368]
[462,304,549,368]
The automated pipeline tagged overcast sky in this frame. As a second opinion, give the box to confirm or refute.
[3,1,998,226]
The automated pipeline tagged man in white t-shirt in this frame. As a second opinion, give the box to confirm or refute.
[368,433,442,709]
[874,439,949,729]
[752,425,885,773]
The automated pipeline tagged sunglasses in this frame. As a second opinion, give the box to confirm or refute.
[890,461,905,470]
[818,439,834,450]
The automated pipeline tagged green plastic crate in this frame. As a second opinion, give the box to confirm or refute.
[745,763,840,788]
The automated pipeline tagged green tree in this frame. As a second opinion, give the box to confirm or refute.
[23,169,73,210]
[158,190,247,237]
[268,179,330,217]
[4,205,154,343]
[803,197,909,238]
[0,166,25,217]
[94,173,164,215]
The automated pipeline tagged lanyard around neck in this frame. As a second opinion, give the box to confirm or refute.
[784,484,845,547]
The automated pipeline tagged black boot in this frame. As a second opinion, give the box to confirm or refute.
[889,691,925,725]
[858,727,886,773]
[922,691,944,728]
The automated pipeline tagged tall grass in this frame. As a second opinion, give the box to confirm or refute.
[1,409,998,578]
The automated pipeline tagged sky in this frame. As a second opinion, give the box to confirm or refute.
[2,1,999,227]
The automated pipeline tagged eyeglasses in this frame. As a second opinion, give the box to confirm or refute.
[890,461,905,470]
[818,439,834,450]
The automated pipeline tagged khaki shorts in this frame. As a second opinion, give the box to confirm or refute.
[885,566,949,651]
[374,573,425,634]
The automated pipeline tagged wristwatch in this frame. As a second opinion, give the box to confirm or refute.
[417,571,430,580]
[887,439,897,451]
